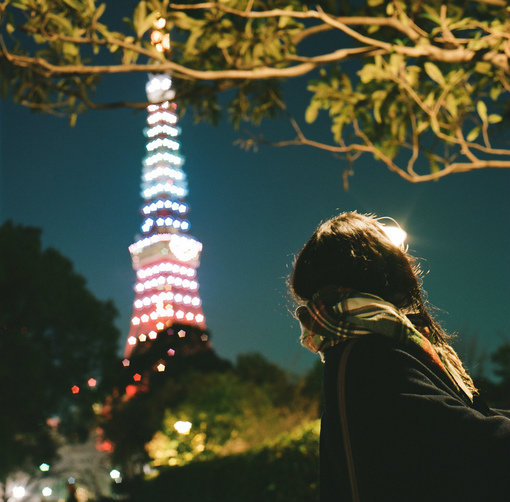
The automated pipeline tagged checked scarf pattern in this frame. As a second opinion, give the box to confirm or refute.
[296,288,473,401]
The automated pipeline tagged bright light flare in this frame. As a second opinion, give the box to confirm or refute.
[154,17,166,30]
[174,420,192,434]
[42,487,52,497]
[110,469,123,483]
[110,469,121,480]
[12,486,26,499]
[382,225,407,248]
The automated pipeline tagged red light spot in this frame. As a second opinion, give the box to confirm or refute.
[71,385,80,394]
[88,378,97,388]
[96,440,113,452]
[125,385,137,397]
[46,417,60,428]
[167,348,175,356]
[133,373,142,382]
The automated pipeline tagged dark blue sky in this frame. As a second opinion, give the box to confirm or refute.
[1,73,509,375]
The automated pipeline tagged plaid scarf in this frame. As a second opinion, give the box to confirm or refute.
[296,288,473,400]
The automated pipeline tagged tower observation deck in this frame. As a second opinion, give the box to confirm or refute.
[125,73,207,358]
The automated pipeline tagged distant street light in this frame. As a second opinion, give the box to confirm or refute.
[12,486,26,499]
[110,469,122,483]
[42,487,52,497]
[39,462,50,472]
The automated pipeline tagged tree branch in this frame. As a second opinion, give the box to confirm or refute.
[0,43,376,79]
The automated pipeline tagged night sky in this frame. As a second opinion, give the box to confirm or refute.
[1,72,509,375]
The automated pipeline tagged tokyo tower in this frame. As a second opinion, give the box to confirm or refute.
[125,73,208,359]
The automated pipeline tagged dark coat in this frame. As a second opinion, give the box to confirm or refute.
[320,335,510,502]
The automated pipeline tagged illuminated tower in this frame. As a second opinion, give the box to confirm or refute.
[125,73,207,359]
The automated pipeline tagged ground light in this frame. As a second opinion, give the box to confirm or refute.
[12,486,26,499]
[110,469,122,484]
[174,420,192,434]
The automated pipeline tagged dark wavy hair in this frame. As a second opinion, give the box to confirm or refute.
[290,211,477,395]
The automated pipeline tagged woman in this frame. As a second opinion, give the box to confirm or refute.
[290,212,510,502]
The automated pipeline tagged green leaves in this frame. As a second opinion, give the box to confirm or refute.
[477,100,487,123]
[0,221,119,478]
[133,1,161,37]
[424,62,445,86]
[305,103,319,124]
[2,0,509,182]
[466,126,481,142]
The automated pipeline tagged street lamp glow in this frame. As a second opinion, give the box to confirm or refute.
[39,462,50,472]
[382,225,407,248]
[174,420,192,434]
[12,486,26,499]
[42,487,52,497]
[110,469,121,480]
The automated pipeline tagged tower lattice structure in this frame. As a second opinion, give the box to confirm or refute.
[125,73,206,358]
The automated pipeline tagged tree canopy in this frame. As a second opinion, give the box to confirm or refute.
[1,0,510,183]
[0,221,119,479]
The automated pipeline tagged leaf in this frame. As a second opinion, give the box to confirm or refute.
[424,62,445,85]
[11,1,29,9]
[423,91,436,108]
[305,103,319,124]
[122,48,139,65]
[217,36,234,49]
[445,94,458,118]
[137,11,161,38]
[368,0,384,6]
[358,64,386,83]
[387,54,403,74]
[429,159,440,174]
[63,42,79,57]
[92,3,106,24]
[133,1,147,37]
[372,90,387,124]
[48,13,73,33]
[6,23,15,34]
[70,113,78,127]
[62,0,82,10]
[474,62,491,74]
[416,120,429,135]
[278,16,291,28]
[466,126,480,142]
[488,114,502,124]
[476,100,487,123]
[490,86,502,101]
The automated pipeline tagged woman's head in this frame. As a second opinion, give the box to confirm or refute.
[290,212,422,311]
[291,211,477,395]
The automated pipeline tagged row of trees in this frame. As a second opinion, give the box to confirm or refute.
[0,221,119,488]
[102,350,320,476]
